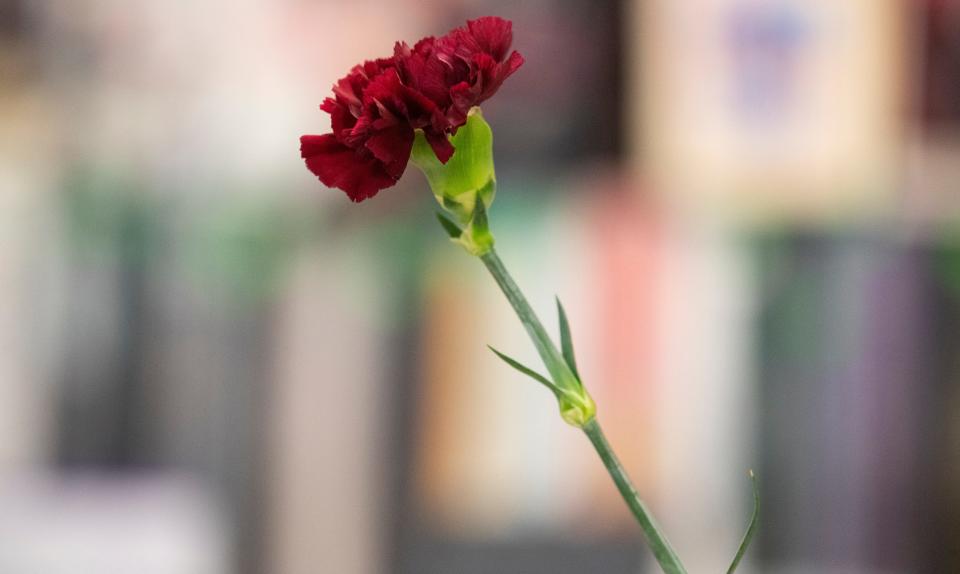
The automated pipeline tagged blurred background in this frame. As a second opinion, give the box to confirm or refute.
[0,0,958,572]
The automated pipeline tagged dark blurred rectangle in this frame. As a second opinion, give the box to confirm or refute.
[920,0,960,128]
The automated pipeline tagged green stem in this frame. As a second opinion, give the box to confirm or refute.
[480,249,574,389]
[478,248,687,574]
[583,419,688,574]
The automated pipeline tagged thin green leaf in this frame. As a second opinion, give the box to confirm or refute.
[435,212,463,239]
[726,470,760,574]
[487,346,558,393]
[556,297,580,381]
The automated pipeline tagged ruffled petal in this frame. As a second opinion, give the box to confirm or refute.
[465,17,514,62]
[321,97,357,136]
[364,69,437,125]
[300,134,396,202]
[503,50,525,78]
[364,124,415,177]
[395,39,452,106]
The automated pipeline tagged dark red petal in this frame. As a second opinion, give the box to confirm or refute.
[473,52,500,88]
[331,75,363,116]
[362,57,396,78]
[413,36,435,55]
[423,18,525,125]
[300,133,336,159]
[329,58,398,117]
[398,83,441,126]
[364,124,415,177]
[300,134,397,202]
[363,70,405,109]
[502,50,525,79]
[465,17,514,62]
[395,40,451,106]
[368,68,401,94]
[321,97,357,135]
[447,81,475,124]
[424,129,455,163]
[363,68,440,130]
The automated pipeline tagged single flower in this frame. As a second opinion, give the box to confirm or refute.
[300,16,524,202]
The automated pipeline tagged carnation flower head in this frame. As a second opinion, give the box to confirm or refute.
[300,16,523,202]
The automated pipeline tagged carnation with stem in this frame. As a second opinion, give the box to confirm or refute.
[301,16,758,574]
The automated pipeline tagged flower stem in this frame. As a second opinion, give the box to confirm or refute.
[582,418,688,574]
[479,249,570,385]
[478,248,687,574]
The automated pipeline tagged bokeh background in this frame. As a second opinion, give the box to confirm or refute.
[1,0,959,573]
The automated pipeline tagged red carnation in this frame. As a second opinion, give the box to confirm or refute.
[300,16,524,202]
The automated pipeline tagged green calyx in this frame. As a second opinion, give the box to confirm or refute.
[411,108,496,256]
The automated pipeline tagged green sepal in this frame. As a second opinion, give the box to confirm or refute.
[556,386,596,428]
[413,109,497,256]
[435,212,463,239]
[411,108,496,224]
[456,194,494,256]
[556,297,581,382]
[488,346,558,393]
[726,470,760,574]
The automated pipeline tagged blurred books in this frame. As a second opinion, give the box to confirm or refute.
[0,1,958,574]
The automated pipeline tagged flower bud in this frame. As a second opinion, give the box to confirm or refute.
[557,385,597,428]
